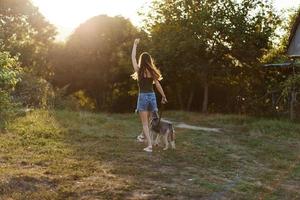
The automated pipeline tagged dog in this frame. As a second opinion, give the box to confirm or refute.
[150,111,175,150]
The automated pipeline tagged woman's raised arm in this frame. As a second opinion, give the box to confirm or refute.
[131,39,140,72]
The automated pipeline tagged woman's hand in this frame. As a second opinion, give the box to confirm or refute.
[161,96,168,104]
[134,38,140,45]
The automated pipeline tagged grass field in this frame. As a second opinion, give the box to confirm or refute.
[0,110,299,199]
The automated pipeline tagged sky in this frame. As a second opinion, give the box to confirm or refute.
[31,0,300,41]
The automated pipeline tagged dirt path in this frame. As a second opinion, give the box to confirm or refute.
[175,122,221,133]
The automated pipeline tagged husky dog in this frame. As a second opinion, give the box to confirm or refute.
[150,111,175,150]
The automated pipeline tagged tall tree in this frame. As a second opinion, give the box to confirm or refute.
[52,15,141,111]
[0,0,56,77]
[141,0,279,113]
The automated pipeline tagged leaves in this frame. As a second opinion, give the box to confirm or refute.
[51,15,141,111]
[0,51,22,90]
[0,0,56,77]
[140,0,279,112]
[0,51,22,123]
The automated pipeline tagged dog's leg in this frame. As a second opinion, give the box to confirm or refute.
[154,134,160,146]
[170,131,176,149]
[159,134,163,147]
[163,134,169,150]
[170,140,176,149]
[148,128,154,145]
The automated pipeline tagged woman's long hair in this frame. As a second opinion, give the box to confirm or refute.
[131,52,162,81]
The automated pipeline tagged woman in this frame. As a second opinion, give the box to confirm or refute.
[131,38,167,152]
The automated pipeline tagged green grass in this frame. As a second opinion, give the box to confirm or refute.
[0,110,299,199]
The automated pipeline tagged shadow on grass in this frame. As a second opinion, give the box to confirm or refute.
[49,110,212,199]
[1,109,300,199]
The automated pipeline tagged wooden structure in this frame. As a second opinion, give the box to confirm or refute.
[288,13,300,57]
[287,13,300,120]
[264,12,300,120]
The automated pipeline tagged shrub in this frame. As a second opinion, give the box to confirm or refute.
[0,51,22,126]
[14,73,55,108]
[53,87,95,111]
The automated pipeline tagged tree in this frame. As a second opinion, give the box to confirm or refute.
[141,0,279,113]
[52,15,141,111]
[0,0,56,77]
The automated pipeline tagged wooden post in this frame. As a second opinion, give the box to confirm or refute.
[290,59,296,120]
[202,74,208,113]
[290,91,296,120]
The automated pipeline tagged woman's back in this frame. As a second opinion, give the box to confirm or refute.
[138,77,153,93]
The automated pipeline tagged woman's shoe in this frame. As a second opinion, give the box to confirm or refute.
[143,146,152,152]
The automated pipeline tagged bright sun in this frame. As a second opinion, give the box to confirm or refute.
[31,0,300,41]
[31,0,149,40]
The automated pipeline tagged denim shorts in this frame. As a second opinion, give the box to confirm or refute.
[136,92,158,112]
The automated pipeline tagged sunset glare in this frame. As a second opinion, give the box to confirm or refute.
[31,0,300,41]
[31,0,150,40]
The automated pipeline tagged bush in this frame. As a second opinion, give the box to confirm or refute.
[14,73,55,108]
[53,87,95,111]
[0,52,22,126]
[280,74,300,119]
[0,90,17,127]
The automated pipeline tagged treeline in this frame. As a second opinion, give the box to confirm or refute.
[0,0,56,126]
[1,0,300,122]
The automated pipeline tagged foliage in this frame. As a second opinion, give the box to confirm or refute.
[0,90,17,127]
[53,87,96,111]
[0,0,56,77]
[72,90,96,111]
[281,74,300,97]
[46,1,284,114]
[140,0,280,113]
[51,15,142,111]
[0,0,58,122]
[0,0,296,116]
[260,7,300,117]
[14,73,55,108]
[0,51,22,125]
[0,52,21,89]
[262,7,300,64]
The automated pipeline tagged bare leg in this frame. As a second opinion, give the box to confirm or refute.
[138,111,153,141]
[139,111,152,148]
[148,112,153,142]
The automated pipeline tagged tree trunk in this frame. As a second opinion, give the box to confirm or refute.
[290,91,296,120]
[187,89,195,111]
[290,65,297,121]
[176,84,184,110]
[95,95,102,111]
[202,75,208,113]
